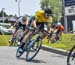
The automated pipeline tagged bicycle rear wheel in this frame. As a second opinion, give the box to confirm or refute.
[26,38,42,61]
[67,45,75,65]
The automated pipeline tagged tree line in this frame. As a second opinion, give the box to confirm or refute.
[0,10,17,17]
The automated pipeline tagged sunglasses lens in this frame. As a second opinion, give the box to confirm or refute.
[47,14,51,16]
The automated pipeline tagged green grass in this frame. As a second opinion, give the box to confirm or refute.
[0,35,11,46]
[43,33,75,51]
[0,33,75,51]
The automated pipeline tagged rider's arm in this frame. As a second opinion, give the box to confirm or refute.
[48,24,51,30]
[33,18,38,29]
[25,17,29,26]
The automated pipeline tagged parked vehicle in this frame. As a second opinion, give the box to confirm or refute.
[0,26,14,34]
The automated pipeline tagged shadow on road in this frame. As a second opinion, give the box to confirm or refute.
[29,59,46,63]
[16,57,46,63]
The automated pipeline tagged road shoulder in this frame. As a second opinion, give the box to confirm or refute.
[42,45,69,56]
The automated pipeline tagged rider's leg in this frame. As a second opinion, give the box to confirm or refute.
[50,32,56,42]
[19,29,29,42]
[20,30,32,48]
[54,30,60,41]
[58,31,62,40]
[9,28,19,43]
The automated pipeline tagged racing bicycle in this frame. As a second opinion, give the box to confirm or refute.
[67,45,75,65]
[16,28,42,61]
[16,24,54,61]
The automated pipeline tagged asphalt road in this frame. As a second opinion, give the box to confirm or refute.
[0,47,67,65]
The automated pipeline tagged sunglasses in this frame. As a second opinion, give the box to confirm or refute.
[46,14,51,16]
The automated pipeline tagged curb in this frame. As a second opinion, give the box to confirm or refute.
[41,45,69,56]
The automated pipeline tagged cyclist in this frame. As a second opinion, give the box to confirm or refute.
[18,16,35,44]
[47,23,56,40]
[56,22,64,36]
[18,8,53,53]
[52,22,64,41]
[9,14,29,44]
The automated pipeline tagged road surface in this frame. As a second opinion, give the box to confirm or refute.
[0,47,67,65]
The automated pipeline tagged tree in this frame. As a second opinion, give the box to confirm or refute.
[40,0,50,9]
[0,10,8,17]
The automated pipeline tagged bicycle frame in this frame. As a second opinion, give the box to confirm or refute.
[25,30,42,51]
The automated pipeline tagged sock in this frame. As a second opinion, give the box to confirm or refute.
[20,42,25,48]
[19,37,23,42]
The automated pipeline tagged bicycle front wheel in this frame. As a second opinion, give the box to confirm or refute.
[9,40,16,46]
[26,39,42,61]
[16,46,24,58]
[67,45,75,65]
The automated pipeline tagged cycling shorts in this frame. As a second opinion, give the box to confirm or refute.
[36,22,48,31]
[16,22,26,31]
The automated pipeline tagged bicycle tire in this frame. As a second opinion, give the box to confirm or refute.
[26,38,42,61]
[10,41,15,46]
[16,47,24,58]
[10,29,23,46]
[67,45,75,65]
[10,43,13,46]
[9,39,17,46]
[14,40,18,46]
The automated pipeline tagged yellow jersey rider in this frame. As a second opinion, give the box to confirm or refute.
[18,8,53,53]
[33,8,53,35]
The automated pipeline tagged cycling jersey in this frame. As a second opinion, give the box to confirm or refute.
[16,17,26,30]
[17,17,26,25]
[35,10,53,24]
[56,25,64,31]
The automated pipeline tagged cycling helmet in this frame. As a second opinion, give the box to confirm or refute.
[17,14,28,24]
[57,22,62,26]
[51,23,56,28]
[22,14,28,21]
[44,8,52,16]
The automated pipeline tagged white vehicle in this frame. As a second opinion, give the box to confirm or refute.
[0,26,14,34]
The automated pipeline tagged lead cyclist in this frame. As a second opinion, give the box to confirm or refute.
[18,8,53,53]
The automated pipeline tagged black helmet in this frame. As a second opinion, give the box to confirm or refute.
[44,8,52,16]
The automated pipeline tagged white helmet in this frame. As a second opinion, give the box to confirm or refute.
[57,22,61,26]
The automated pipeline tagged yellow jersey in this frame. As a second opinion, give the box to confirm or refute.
[35,10,53,23]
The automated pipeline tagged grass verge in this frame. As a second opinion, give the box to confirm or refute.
[0,35,11,46]
[43,33,75,51]
[0,33,75,51]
